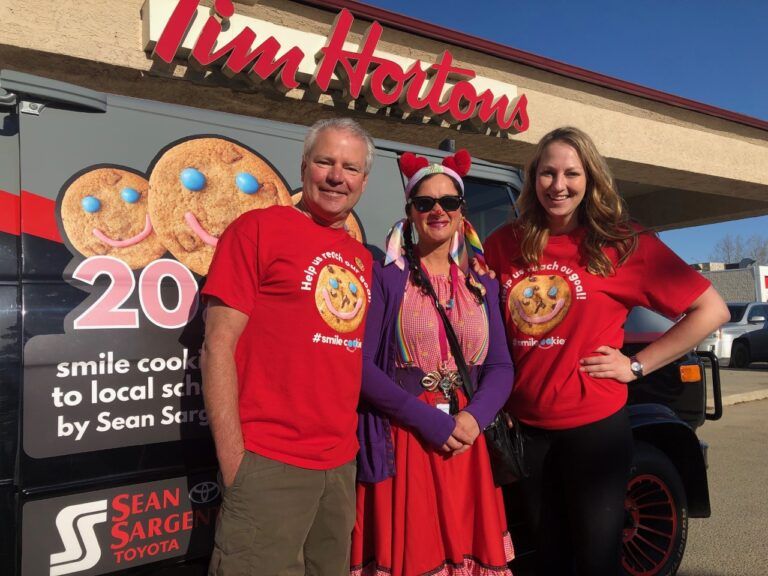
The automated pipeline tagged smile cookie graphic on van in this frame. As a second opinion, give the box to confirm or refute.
[148,138,292,275]
[315,264,367,333]
[60,168,166,269]
[509,274,571,336]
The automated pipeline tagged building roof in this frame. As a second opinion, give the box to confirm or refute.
[300,0,768,131]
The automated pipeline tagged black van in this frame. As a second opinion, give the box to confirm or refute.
[0,70,720,576]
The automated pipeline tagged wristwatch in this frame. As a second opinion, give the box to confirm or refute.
[629,355,644,378]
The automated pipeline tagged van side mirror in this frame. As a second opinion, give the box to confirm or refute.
[748,315,766,324]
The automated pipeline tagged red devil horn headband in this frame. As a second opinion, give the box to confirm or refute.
[400,149,472,197]
[398,152,429,179]
[441,149,471,177]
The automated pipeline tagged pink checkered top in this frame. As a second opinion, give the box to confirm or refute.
[396,271,489,371]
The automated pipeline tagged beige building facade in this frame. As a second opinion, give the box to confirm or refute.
[1,0,767,229]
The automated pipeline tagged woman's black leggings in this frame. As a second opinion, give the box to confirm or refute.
[518,407,633,576]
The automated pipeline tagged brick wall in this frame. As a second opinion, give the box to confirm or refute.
[702,268,756,302]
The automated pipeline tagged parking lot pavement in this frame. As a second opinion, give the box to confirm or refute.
[678,399,768,576]
[706,362,768,406]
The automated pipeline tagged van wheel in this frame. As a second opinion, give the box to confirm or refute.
[622,443,687,576]
[730,341,751,369]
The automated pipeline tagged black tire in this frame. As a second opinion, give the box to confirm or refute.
[622,443,688,576]
[730,341,751,369]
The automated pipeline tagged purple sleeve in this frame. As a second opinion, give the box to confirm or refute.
[361,264,455,449]
[463,276,514,430]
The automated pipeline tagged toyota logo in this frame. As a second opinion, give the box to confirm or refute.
[188,481,220,504]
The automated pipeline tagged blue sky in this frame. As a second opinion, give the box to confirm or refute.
[363,0,768,263]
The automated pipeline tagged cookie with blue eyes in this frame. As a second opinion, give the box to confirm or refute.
[148,138,291,275]
[60,168,166,269]
[315,264,367,333]
[508,274,571,336]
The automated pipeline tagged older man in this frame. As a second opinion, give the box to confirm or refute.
[202,118,375,575]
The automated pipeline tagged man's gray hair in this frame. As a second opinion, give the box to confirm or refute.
[303,118,376,174]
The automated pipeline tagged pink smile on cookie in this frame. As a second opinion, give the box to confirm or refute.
[184,211,219,247]
[515,299,565,324]
[93,214,153,248]
[322,289,363,320]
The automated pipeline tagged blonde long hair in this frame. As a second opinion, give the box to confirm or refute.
[517,126,638,276]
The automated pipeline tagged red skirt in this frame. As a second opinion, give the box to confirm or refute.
[351,391,514,576]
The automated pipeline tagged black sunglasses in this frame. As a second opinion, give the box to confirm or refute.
[407,195,464,213]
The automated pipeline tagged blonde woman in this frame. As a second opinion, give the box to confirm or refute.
[484,127,728,575]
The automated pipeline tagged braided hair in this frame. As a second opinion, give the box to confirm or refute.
[403,175,484,304]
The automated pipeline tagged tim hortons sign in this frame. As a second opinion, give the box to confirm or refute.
[142,0,530,132]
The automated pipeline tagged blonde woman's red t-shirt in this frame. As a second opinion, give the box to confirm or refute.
[202,206,372,469]
[484,224,710,429]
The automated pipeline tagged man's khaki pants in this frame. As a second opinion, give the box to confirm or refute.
[208,451,356,576]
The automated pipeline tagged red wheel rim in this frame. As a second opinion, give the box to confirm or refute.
[622,473,679,576]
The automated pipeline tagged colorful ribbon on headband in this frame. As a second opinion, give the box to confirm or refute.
[383,217,489,274]
[463,218,488,273]
[384,218,407,269]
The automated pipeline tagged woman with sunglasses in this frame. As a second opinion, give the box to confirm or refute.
[484,127,729,575]
[351,151,515,576]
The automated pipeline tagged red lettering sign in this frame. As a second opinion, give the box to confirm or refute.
[152,1,529,132]
[109,487,217,553]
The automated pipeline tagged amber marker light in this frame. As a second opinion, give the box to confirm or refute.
[680,365,702,383]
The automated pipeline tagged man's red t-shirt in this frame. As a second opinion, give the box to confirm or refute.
[202,206,373,469]
[484,224,710,429]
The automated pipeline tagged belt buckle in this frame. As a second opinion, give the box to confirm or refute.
[421,369,461,400]
[421,371,442,392]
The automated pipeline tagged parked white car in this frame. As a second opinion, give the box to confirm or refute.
[696,302,768,366]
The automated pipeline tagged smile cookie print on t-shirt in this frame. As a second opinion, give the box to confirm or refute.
[508,273,572,336]
[315,263,367,333]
